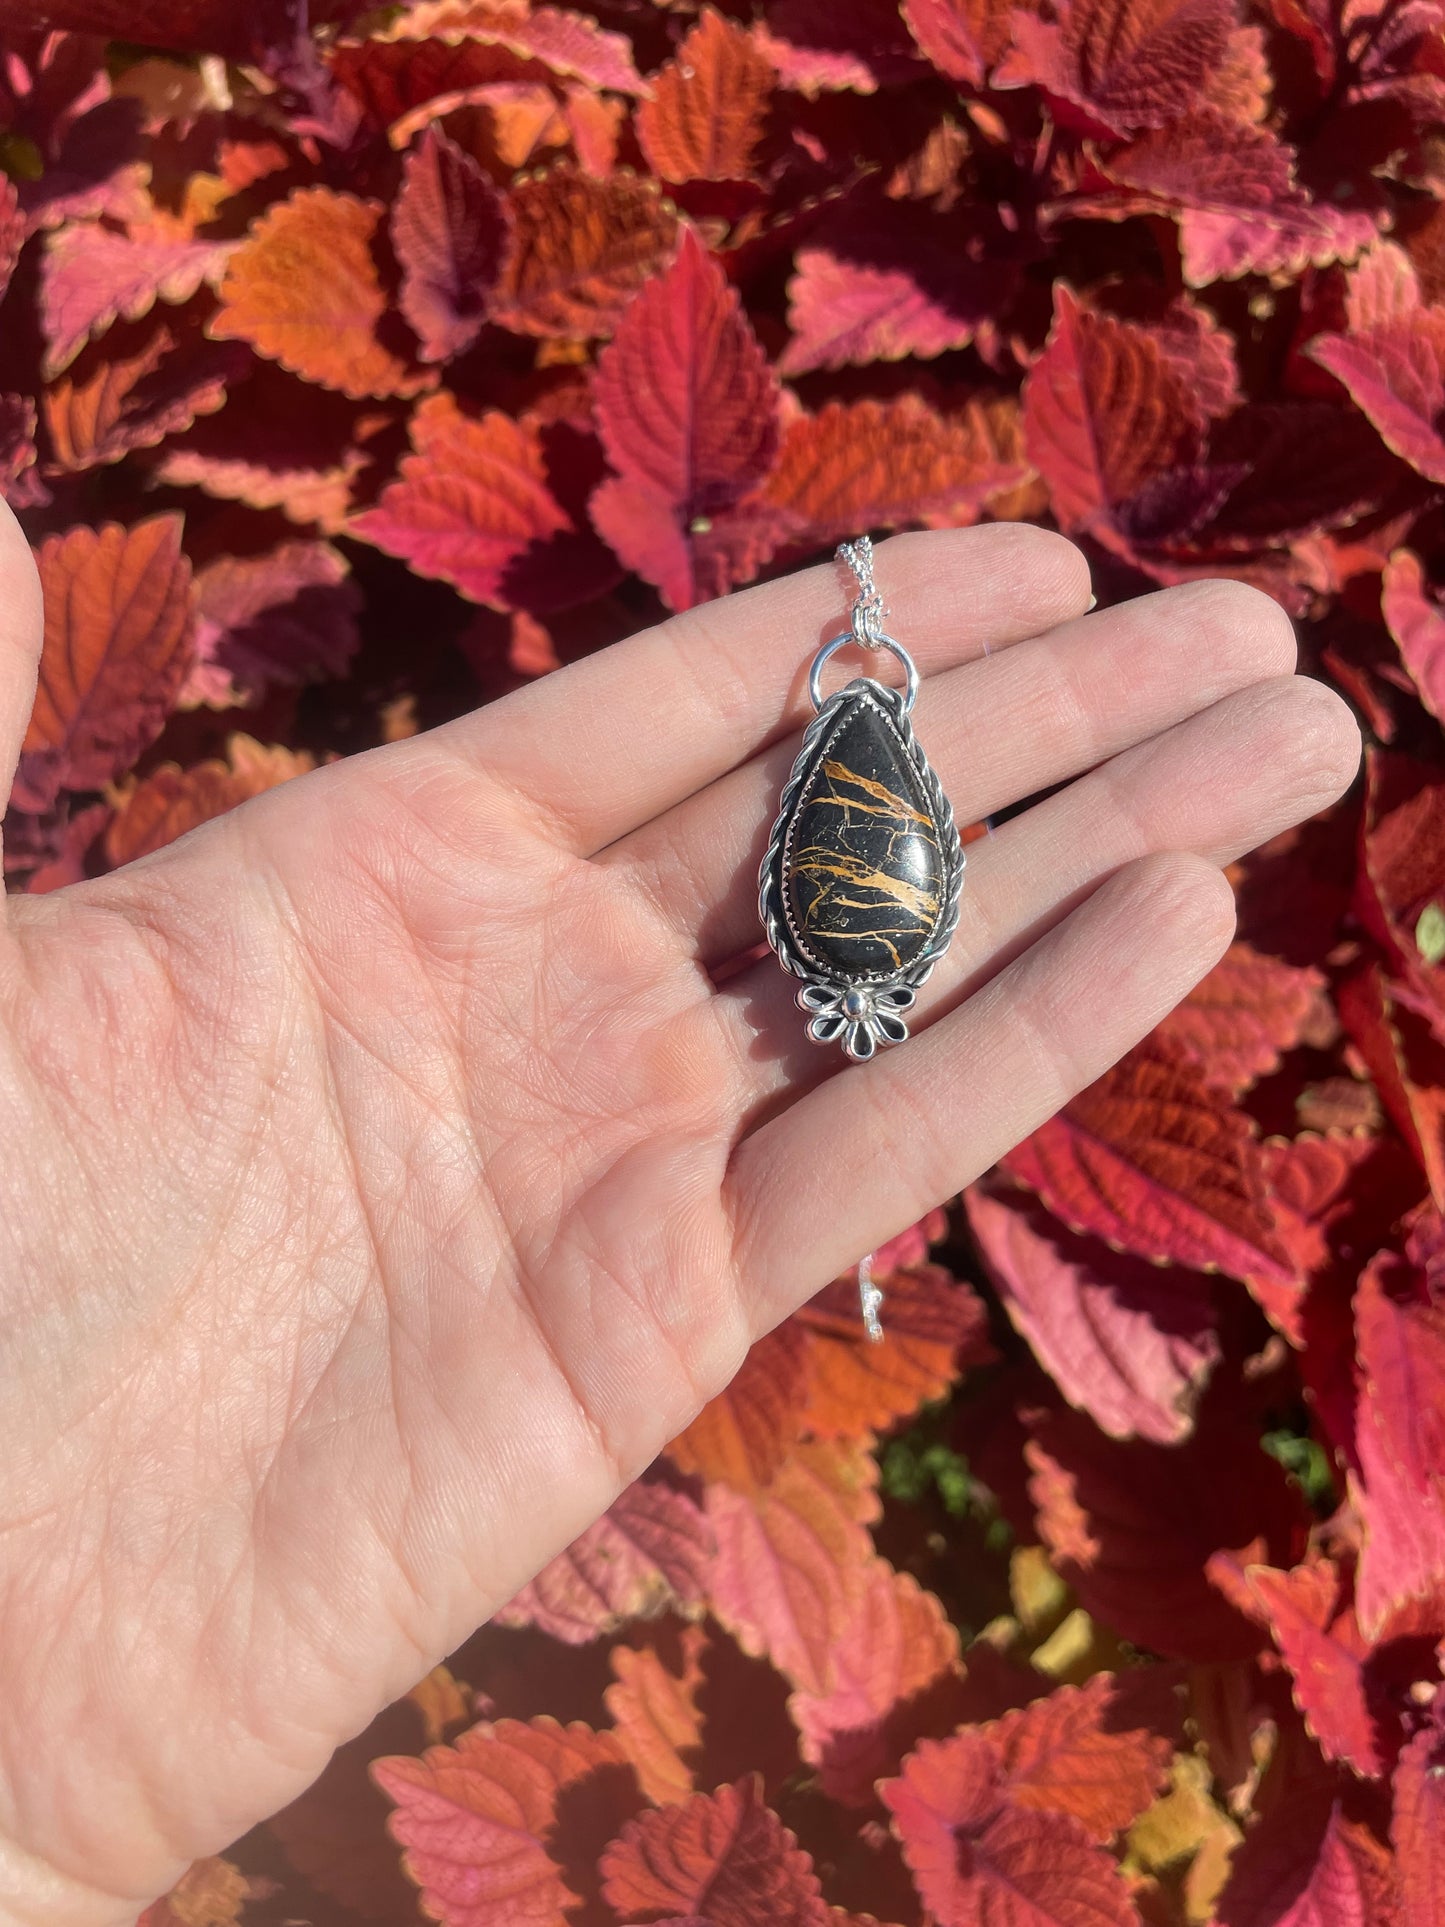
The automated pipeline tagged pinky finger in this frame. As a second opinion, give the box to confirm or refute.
[724,850,1237,1336]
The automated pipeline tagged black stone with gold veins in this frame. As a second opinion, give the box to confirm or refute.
[783,689,945,980]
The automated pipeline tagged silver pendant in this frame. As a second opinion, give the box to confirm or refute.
[758,540,965,1064]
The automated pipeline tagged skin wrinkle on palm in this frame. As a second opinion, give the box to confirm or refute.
[0,507,1363,1927]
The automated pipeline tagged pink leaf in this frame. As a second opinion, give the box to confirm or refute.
[392,126,509,363]
[780,209,1009,375]
[967,1179,1219,1444]
[491,1475,713,1644]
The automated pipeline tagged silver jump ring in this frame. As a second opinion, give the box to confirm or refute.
[807,631,919,714]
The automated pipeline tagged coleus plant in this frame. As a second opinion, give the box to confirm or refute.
[2,0,1444,1921]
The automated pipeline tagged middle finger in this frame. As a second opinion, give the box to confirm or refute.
[601,578,1296,961]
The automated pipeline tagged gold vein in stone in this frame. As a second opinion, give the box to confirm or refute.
[792,847,938,922]
[818,758,933,829]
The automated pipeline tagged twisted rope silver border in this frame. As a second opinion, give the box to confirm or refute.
[757,675,966,1027]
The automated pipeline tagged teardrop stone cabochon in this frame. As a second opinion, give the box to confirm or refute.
[781,685,947,981]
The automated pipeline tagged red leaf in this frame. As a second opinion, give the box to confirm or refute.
[1099,114,1380,285]
[392,126,509,363]
[490,1475,713,1644]
[401,3,649,96]
[15,516,194,814]
[1210,1557,1392,1777]
[1157,940,1331,1091]
[996,0,1234,137]
[967,1178,1219,1444]
[600,1777,831,1927]
[2,0,303,59]
[1026,1396,1310,1661]
[1308,247,1445,485]
[375,1716,643,1927]
[40,217,231,375]
[0,395,42,507]
[880,1729,1141,1927]
[593,228,778,516]
[1214,1786,1398,1927]
[1394,1723,1445,1927]
[1337,963,1445,1212]
[187,541,360,704]
[351,393,570,607]
[779,208,1009,375]
[1023,286,1201,544]
[1383,547,1445,724]
[757,0,925,93]
[0,176,24,308]
[589,228,780,609]
[1001,1035,1295,1288]
[1352,1255,1445,1638]
[590,481,784,612]
[604,1626,708,1806]
[902,0,1014,86]
[636,9,775,184]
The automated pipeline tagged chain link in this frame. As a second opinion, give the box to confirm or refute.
[837,534,887,648]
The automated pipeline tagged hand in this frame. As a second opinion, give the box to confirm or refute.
[0,507,1359,1926]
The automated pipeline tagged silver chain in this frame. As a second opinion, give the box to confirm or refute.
[837,535,886,649]
[857,1249,884,1344]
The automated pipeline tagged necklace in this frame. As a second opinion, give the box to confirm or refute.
[758,535,967,1067]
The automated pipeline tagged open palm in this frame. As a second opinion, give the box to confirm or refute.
[0,510,1359,1926]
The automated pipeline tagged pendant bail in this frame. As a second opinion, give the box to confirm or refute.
[807,632,919,714]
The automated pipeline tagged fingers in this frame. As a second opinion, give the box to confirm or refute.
[0,501,44,831]
[427,523,1092,854]
[725,851,1238,1332]
[714,668,1359,1114]
[605,577,1297,960]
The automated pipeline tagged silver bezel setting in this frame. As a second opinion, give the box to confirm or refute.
[758,667,965,1061]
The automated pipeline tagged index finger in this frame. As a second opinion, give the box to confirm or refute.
[428,523,1092,856]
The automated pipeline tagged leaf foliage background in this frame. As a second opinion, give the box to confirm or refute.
[3,0,1445,1921]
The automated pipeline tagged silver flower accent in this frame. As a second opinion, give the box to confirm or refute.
[796,981,917,1060]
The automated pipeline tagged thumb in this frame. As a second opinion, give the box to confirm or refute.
[0,498,43,831]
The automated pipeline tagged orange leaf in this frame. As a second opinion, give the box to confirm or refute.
[988,1673,1176,1840]
[137,1859,250,1927]
[605,1625,709,1805]
[599,1776,831,1927]
[491,166,679,338]
[350,393,569,606]
[105,735,313,867]
[881,1728,1142,1927]
[636,8,775,184]
[665,1319,809,1494]
[375,1715,642,1927]
[212,188,431,399]
[796,1261,994,1438]
[16,516,194,814]
[44,325,239,474]
[765,396,1031,544]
